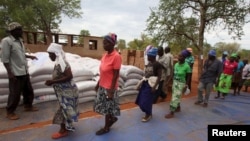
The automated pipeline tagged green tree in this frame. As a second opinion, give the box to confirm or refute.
[213,41,250,65]
[78,29,90,44]
[0,0,82,43]
[127,39,144,50]
[146,0,250,76]
[238,49,250,60]
[80,29,90,36]
[214,42,241,56]
[117,39,126,51]
[127,34,158,50]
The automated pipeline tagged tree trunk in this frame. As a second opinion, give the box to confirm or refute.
[197,50,203,80]
[197,5,206,79]
[46,31,53,44]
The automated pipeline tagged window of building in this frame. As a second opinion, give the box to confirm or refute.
[89,40,97,50]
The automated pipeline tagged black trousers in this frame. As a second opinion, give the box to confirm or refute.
[153,80,166,103]
[186,73,192,91]
[6,74,34,114]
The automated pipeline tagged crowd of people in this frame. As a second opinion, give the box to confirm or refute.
[1,22,250,139]
[137,44,250,121]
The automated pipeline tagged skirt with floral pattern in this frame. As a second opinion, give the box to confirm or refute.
[93,87,120,116]
[52,81,79,131]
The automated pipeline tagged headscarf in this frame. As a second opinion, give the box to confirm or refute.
[181,49,190,58]
[145,45,153,54]
[147,47,158,57]
[47,43,67,72]
[208,49,216,57]
[104,33,117,46]
[8,22,22,31]
[230,53,237,58]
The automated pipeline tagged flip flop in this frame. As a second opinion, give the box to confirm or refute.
[51,132,68,139]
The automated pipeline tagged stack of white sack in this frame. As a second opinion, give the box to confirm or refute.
[0,63,9,108]
[28,52,98,104]
[74,57,144,98]
[0,52,144,107]
[70,57,99,104]
[28,52,57,104]
[74,57,100,103]
[118,65,144,97]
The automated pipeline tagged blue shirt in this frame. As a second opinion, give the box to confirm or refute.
[237,61,244,72]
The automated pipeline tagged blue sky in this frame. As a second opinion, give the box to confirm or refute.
[59,0,250,50]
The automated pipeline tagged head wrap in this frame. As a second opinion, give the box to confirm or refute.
[230,53,237,58]
[104,33,117,46]
[145,45,153,54]
[47,43,66,72]
[223,51,228,55]
[181,49,190,58]
[186,48,193,53]
[208,50,216,57]
[147,47,158,57]
[8,22,22,31]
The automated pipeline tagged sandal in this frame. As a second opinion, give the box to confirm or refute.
[96,128,110,135]
[109,117,118,128]
[141,115,152,122]
[51,131,68,139]
[6,113,19,120]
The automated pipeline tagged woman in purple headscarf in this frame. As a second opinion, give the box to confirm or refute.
[165,49,191,119]
[135,47,163,122]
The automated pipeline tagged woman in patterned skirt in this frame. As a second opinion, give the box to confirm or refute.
[45,43,79,139]
[93,33,122,135]
[165,49,191,119]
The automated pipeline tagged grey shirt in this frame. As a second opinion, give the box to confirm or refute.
[1,35,28,76]
[157,54,168,81]
[200,59,222,83]
[165,53,174,76]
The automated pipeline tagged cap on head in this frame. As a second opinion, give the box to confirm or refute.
[8,22,22,31]
[208,50,216,57]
